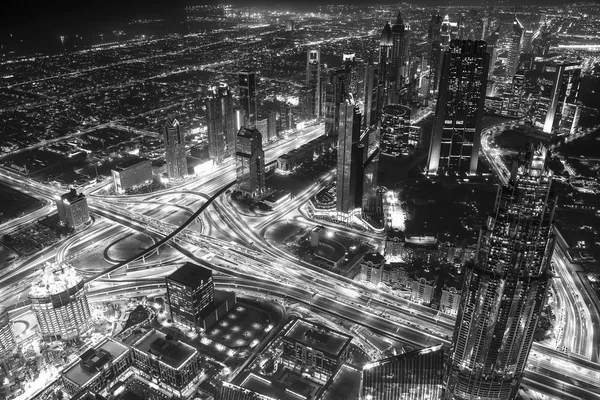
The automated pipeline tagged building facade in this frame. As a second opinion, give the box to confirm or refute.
[163,115,188,180]
[29,263,92,342]
[111,158,152,194]
[444,144,557,400]
[239,70,257,128]
[166,262,215,332]
[362,345,444,400]
[427,40,489,176]
[506,16,524,78]
[0,306,16,360]
[380,104,412,157]
[206,83,235,163]
[55,189,90,230]
[336,103,363,219]
[307,49,322,119]
[236,127,266,197]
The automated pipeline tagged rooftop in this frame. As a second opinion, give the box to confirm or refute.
[113,157,150,171]
[320,364,362,400]
[132,329,197,370]
[234,371,322,400]
[29,262,84,298]
[62,338,129,388]
[282,318,352,358]
[363,252,385,265]
[364,344,444,370]
[167,262,213,288]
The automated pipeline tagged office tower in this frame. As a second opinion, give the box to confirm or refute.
[236,127,266,197]
[427,40,489,176]
[285,20,294,31]
[323,69,348,138]
[55,188,90,230]
[362,345,444,400]
[343,54,366,102]
[377,21,393,112]
[239,70,257,128]
[533,62,582,135]
[336,103,363,220]
[486,28,500,80]
[428,14,443,94]
[391,12,410,87]
[163,114,188,180]
[0,306,16,360]
[29,263,91,342]
[267,110,277,141]
[111,158,152,194]
[441,15,452,45]
[306,49,321,119]
[522,28,534,53]
[363,61,379,127]
[166,262,215,332]
[506,16,524,77]
[380,104,411,157]
[444,144,557,400]
[206,83,235,163]
[533,23,551,56]
[457,13,466,39]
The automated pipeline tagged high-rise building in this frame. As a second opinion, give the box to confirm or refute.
[377,21,393,114]
[522,28,534,53]
[306,49,321,119]
[285,20,294,31]
[29,263,92,342]
[391,12,410,87]
[444,144,557,400]
[336,103,363,219]
[362,345,444,400]
[380,104,412,157]
[206,83,235,163]
[239,70,257,128]
[427,40,489,176]
[55,189,90,230]
[506,16,524,77]
[428,14,444,95]
[485,28,500,80]
[163,114,188,180]
[166,262,215,332]
[533,62,582,135]
[236,127,266,197]
[111,158,153,194]
[363,61,379,127]
[0,306,16,360]
[323,69,348,138]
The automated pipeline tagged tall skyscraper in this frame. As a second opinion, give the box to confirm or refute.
[380,104,412,157]
[166,262,215,332]
[0,306,16,361]
[377,21,393,114]
[428,14,443,94]
[239,70,257,128]
[444,144,557,400]
[391,12,410,87]
[427,40,489,176]
[506,16,524,77]
[485,28,500,80]
[336,103,363,219]
[363,61,379,127]
[362,345,445,400]
[206,83,235,163]
[236,127,266,197]
[29,263,92,342]
[323,69,348,138]
[55,189,90,230]
[164,114,188,180]
[306,48,321,119]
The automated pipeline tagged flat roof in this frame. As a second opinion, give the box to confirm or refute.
[63,338,129,388]
[238,372,321,400]
[321,364,361,400]
[132,329,197,370]
[283,318,352,358]
[114,157,150,171]
[167,262,212,288]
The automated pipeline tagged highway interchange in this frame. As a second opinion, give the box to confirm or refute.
[1,120,600,399]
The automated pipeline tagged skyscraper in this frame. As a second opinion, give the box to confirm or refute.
[29,263,92,342]
[428,14,443,94]
[239,70,257,128]
[166,262,215,332]
[391,12,410,87]
[377,21,393,114]
[380,104,411,157]
[323,69,348,138]
[306,48,321,119]
[0,306,16,361]
[164,114,188,180]
[506,16,524,77]
[363,61,379,127]
[206,83,235,163]
[444,144,557,400]
[236,127,266,197]
[485,28,500,80]
[336,103,363,220]
[55,189,90,230]
[362,345,445,400]
[427,40,489,176]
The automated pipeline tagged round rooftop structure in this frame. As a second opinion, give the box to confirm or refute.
[363,252,386,265]
[380,22,393,46]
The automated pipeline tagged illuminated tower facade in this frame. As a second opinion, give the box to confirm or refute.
[391,12,410,87]
[336,103,363,220]
[363,62,379,127]
[377,21,393,114]
[239,70,257,128]
[0,306,16,360]
[485,29,500,80]
[206,83,235,163]
[307,48,321,119]
[380,104,411,157]
[428,14,443,94]
[29,263,92,342]
[164,114,188,180]
[55,188,90,230]
[444,145,557,400]
[427,40,489,176]
[323,69,348,138]
[236,127,266,197]
[506,16,524,77]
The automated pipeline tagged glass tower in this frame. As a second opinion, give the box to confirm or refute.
[164,114,188,180]
[444,144,557,400]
